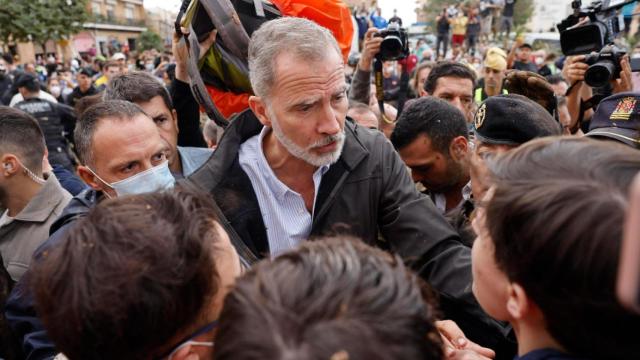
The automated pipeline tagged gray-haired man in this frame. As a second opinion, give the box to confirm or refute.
[188,17,511,356]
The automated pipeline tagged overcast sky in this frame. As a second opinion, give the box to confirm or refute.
[144,0,417,25]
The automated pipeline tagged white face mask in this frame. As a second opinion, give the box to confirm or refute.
[535,57,544,65]
[87,161,175,197]
[50,85,61,97]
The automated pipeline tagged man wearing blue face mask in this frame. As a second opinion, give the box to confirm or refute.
[4,100,176,360]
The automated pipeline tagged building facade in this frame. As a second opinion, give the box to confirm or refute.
[75,0,147,57]
[146,7,178,51]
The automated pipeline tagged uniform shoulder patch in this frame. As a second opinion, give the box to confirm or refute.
[475,103,487,129]
[610,97,636,121]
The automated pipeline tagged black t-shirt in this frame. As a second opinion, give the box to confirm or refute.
[503,0,516,17]
[467,16,481,35]
[513,60,538,73]
[389,15,402,26]
[437,16,450,34]
[480,0,493,17]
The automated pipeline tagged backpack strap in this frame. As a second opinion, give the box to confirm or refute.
[185,28,230,128]
[198,0,251,59]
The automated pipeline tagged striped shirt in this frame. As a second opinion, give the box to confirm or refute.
[238,127,329,256]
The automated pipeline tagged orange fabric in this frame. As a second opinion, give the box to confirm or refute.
[202,1,354,118]
[271,0,354,62]
[205,85,250,119]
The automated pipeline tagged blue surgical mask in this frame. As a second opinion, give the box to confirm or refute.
[88,161,175,196]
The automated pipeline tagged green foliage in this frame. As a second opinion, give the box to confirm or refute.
[0,0,89,46]
[513,0,534,30]
[137,30,164,52]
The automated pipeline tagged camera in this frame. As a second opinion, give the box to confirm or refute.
[374,22,409,61]
[557,0,632,56]
[583,44,626,87]
[558,0,638,87]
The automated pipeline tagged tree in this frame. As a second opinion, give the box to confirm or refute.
[0,0,89,49]
[513,0,534,30]
[137,30,164,52]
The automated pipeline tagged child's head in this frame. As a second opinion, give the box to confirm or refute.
[471,137,640,359]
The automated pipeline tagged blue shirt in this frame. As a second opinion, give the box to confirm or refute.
[238,127,329,256]
[176,146,213,179]
[370,12,388,29]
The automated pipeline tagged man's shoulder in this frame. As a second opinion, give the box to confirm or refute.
[343,120,395,165]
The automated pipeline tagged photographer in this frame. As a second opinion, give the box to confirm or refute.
[348,27,407,113]
[436,8,451,59]
[561,53,632,134]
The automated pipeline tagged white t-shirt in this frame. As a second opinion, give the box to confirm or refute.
[0,209,14,228]
[9,90,58,107]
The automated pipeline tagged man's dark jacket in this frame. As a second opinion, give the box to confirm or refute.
[187,109,512,351]
[66,85,98,108]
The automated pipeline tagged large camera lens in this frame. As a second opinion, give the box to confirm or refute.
[585,60,616,88]
[380,36,404,60]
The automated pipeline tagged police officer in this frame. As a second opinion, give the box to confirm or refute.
[12,74,76,171]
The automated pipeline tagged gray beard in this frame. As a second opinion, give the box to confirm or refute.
[269,110,346,168]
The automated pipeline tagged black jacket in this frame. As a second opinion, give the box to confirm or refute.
[66,85,98,108]
[187,109,513,353]
[170,79,207,148]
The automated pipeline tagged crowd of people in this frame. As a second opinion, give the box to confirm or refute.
[1,2,640,360]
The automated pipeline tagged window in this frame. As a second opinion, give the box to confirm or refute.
[91,1,101,15]
[125,5,134,20]
[106,4,115,19]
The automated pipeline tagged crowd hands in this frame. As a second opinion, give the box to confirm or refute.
[0,3,640,360]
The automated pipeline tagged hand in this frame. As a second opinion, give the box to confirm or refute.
[447,349,495,360]
[513,36,524,49]
[612,55,633,94]
[503,70,556,112]
[359,27,383,71]
[562,55,589,85]
[436,320,496,359]
[172,28,217,82]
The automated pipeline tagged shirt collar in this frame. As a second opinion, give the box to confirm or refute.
[256,126,330,201]
[14,173,68,223]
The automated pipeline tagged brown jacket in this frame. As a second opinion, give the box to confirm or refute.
[0,174,71,281]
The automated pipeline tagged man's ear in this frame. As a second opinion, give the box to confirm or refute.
[1,154,19,177]
[506,283,530,321]
[172,109,179,133]
[248,96,271,127]
[449,136,469,161]
[77,165,105,192]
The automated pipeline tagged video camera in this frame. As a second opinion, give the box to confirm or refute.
[557,0,635,87]
[374,22,409,61]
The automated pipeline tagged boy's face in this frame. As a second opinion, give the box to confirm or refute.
[471,192,512,321]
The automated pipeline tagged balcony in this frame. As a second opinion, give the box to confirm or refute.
[84,14,147,32]
[92,14,146,27]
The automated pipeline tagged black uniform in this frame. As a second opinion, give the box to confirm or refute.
[66,85,99,108]
[13,97,77,170]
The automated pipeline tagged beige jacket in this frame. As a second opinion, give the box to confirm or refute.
[0,174,71,281]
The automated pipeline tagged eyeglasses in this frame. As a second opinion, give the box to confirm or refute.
[155,320,218,360]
